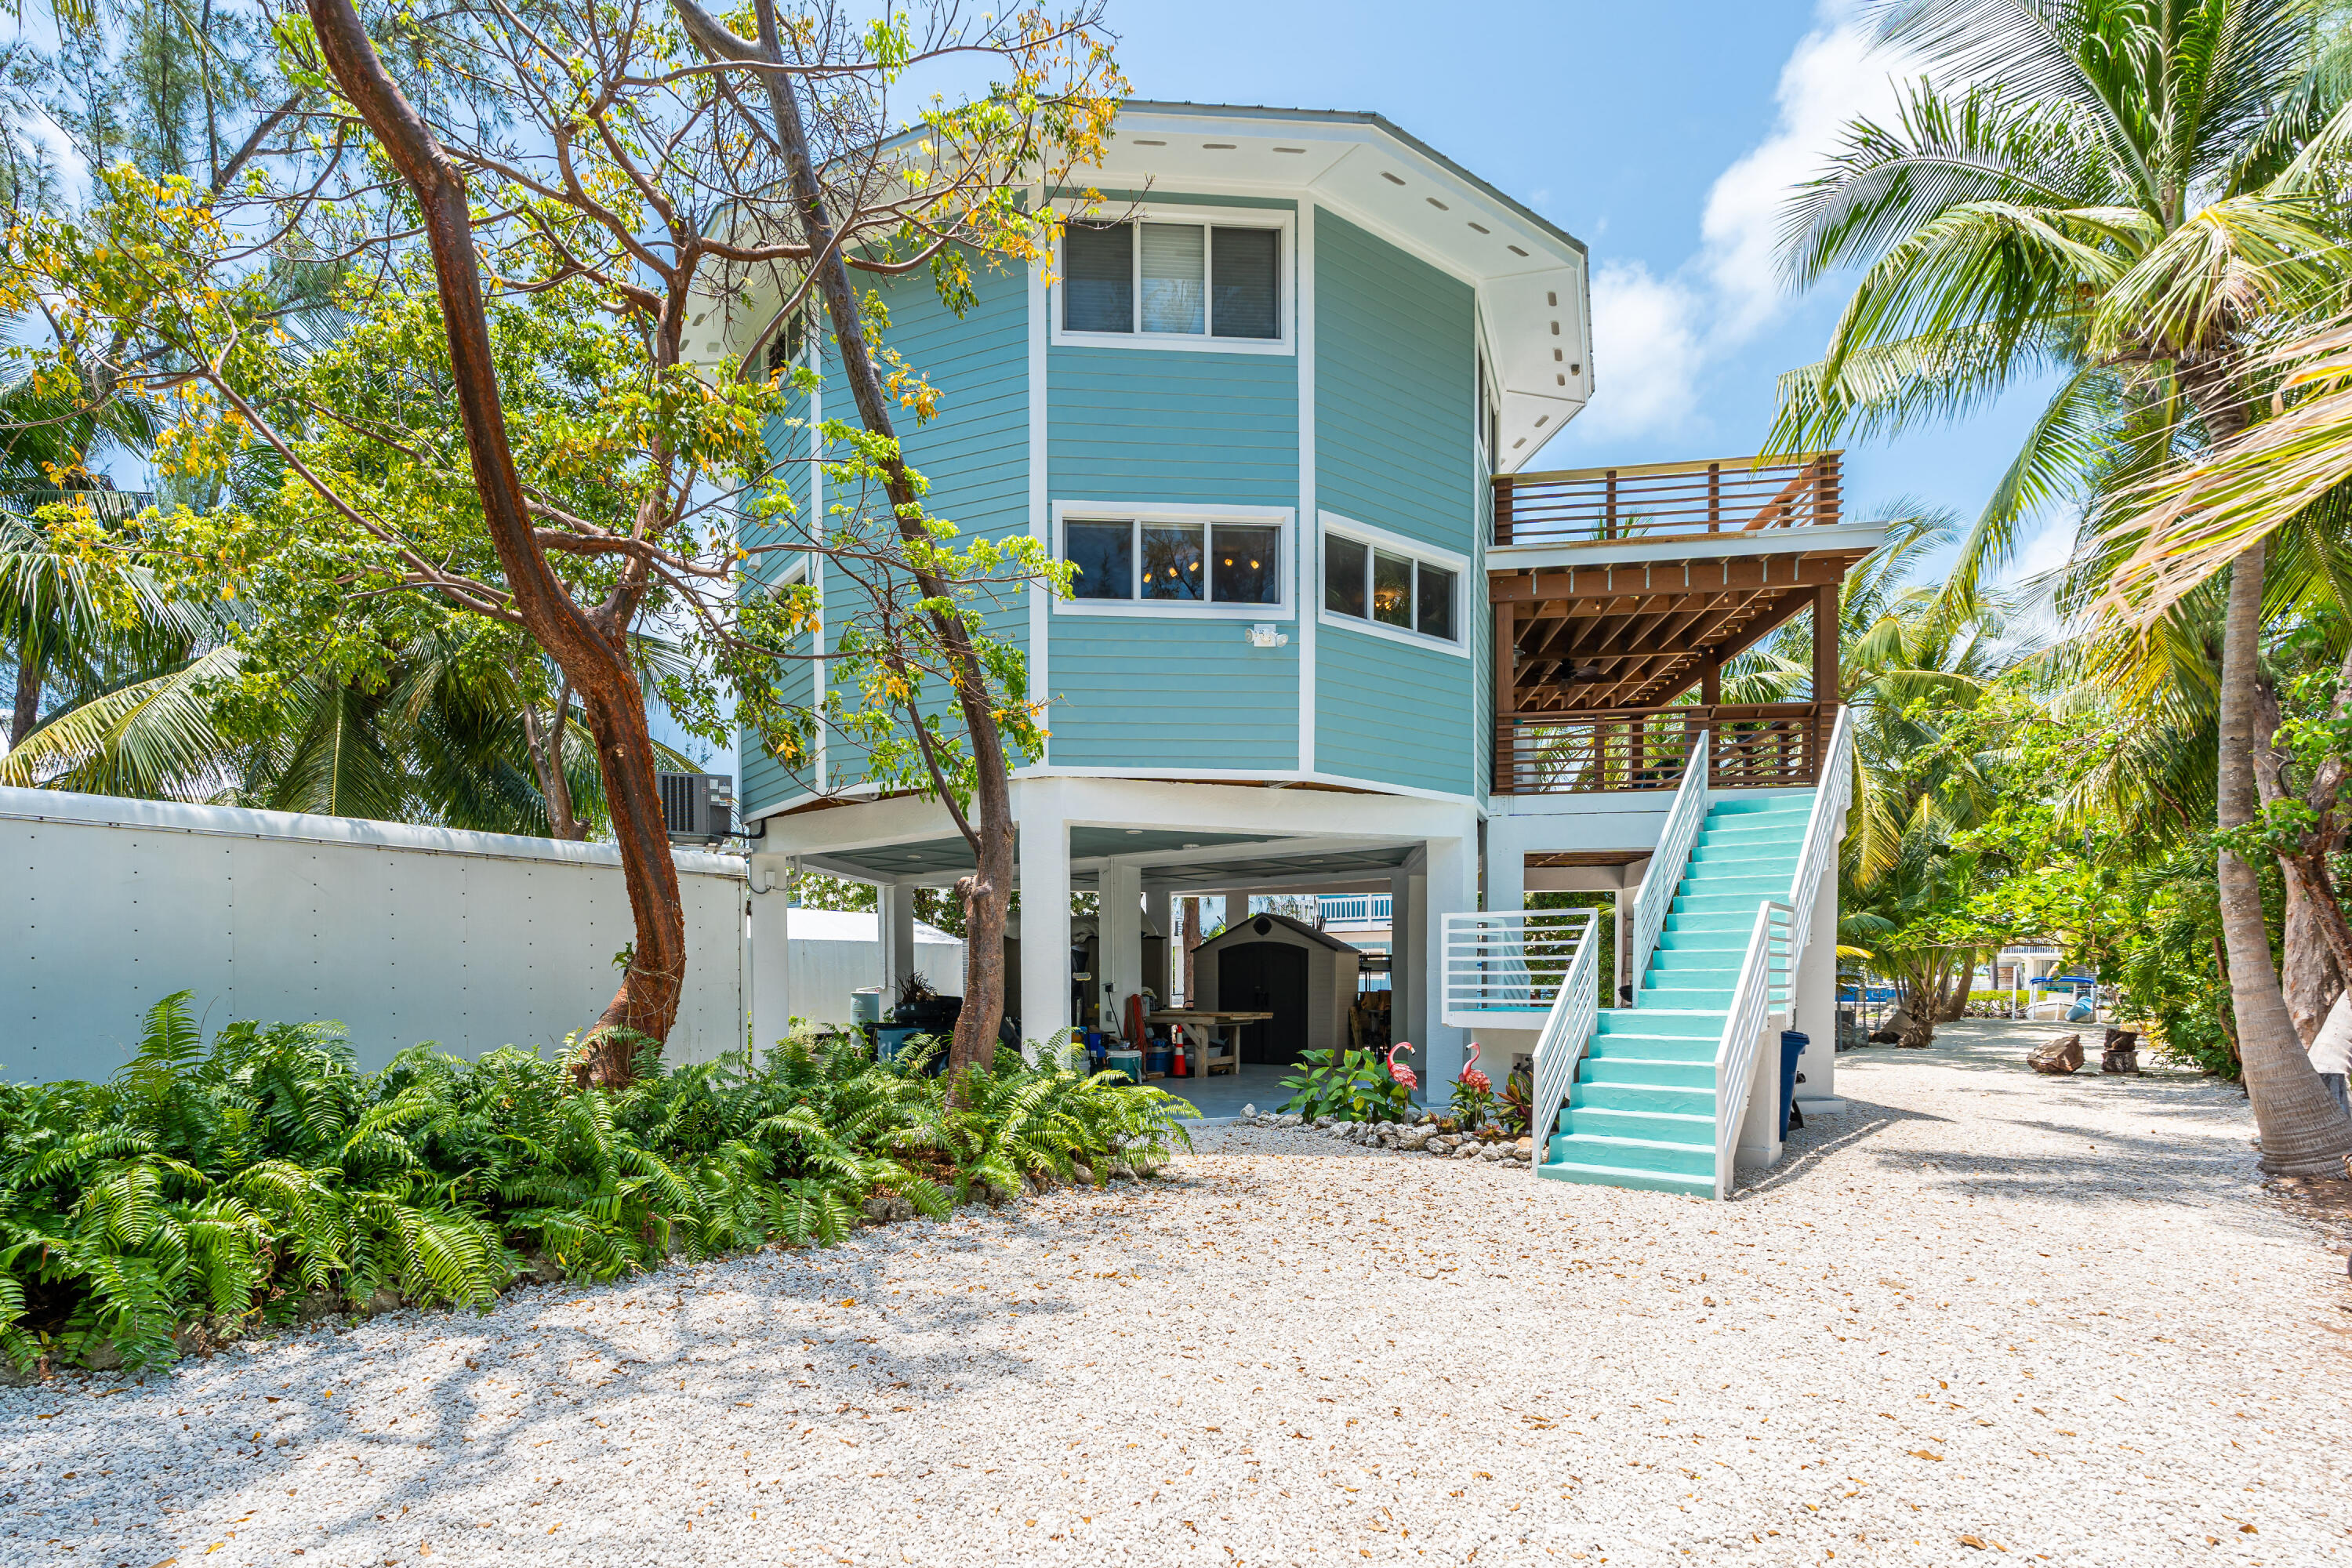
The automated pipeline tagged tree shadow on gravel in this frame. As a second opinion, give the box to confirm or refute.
[1732,1095,1945,1198]
[115,1194,1145,1558]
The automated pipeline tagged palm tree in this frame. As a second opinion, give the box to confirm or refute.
[1773,0,2352,1174]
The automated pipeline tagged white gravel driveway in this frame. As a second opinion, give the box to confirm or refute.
[5,1021,2348,1567]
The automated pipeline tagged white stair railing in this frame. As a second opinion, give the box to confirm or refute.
[1526,906,1599,1169]
[1627,727,1711,996]
[1440,906,1597,1027]
[1711,898,1795,1200]
[1779,703,1854,1031]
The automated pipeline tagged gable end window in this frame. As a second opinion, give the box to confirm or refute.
[1320,520,1464,651]
[1057,212,1290,350]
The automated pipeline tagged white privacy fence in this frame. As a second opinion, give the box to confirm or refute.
[1,786,748,1083]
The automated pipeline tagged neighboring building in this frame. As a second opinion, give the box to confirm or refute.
[703,104,1877,1196]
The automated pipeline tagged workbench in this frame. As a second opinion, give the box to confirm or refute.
[1148,1009,1271,1077]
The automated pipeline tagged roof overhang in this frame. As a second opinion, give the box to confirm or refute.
[1091,104,1589,472]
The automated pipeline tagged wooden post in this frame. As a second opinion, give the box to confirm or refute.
[1708,462,1721,532]
[1700,652,1721,706]
[1812,582,1840,784]
[1494,599,1516,792]
[1604,470,1619,539]
[1494,477,1513,546]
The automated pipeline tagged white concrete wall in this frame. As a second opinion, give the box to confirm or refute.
[761,906,965,1035]
[2,786,747,1081]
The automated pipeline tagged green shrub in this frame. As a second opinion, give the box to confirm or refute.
[0,995,1193,1373]
[1276,1047,1415,1122]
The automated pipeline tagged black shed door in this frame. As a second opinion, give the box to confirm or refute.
[1218,942,1311,1065]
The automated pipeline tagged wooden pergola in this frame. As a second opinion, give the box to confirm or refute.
[1487,453,1875,794]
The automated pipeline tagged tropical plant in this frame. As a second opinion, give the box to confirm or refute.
[0,993,1194,1374]
[1773,0,2352,1174]
[1276,1047,1417,1123]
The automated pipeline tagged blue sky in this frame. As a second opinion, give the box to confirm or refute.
[1105,0,2066,572]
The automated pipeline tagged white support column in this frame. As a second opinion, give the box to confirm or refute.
[1735,1009,1789,1174]
[1143,887,1171,1005]
[1221,890,1251,935]
[1019,821,1071,1056]
[1101,859,1144,1040]
[749,872,793,1051]
[1793,863,1843,1115]
[1486,842,1524,913]
[1417,833,1475,1091]
[1388,869,1414,1080]
[878,883,916,999]
[1613,883,1634,1005]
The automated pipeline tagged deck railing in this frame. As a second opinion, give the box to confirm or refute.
[1494,453,1841,549]
[1439,906,1599,1028]
[1494,702,1835,795]
[1318,894,1393,926]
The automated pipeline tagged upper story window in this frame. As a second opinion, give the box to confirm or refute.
[1053,503,1294,619]
[1053,207,1294,354]
[1319,514,1466,654]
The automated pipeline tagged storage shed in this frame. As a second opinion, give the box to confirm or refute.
[1190,913,1362,1067]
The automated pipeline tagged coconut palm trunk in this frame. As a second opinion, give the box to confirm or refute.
[2215,536,2352,1174]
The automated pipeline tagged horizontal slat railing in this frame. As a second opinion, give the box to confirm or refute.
[1526,919,1599,1165]
[1318,894,1394,925]
[1627,728,1710,997]
[1712,899,1795,1200]
[1495,702,1834,796]
[1441,906,1599,1028]
[1494,453,1841,548]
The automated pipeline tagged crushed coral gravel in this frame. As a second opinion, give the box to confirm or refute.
[4,1019,2347,1566]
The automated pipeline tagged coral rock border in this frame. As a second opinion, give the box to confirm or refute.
[1236,1107,1535,1165]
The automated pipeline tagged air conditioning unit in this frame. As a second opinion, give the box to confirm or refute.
[658,771,735,844]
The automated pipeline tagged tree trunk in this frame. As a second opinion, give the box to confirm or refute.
[305,0,686,1083]
[521,687,587,841]
[2281,873,2343,1046]
[1181,896,1200,1006]
[9,644,38,747]
[2213,535,2352,1174]
[729,0,1018,1076]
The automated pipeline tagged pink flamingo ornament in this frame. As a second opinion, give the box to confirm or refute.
[1385,1041,1418,1092]
[1458,1040,1492,1096]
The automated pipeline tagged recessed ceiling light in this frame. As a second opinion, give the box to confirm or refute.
[1202,143,1237,150]
[1507,245,1530,257]
[1548,292,1559,307]
[1274,147,1307,154]
[1133,138,1166,146]
[1126,829,1143,834]
[1513,437,1528,448]
[1425,197,1449,211]
[906,853,920,859]
[1381,172,1406,186]
[1557,374,1568,386]
[1184,843,1200,849]
[1467,221,1490,234]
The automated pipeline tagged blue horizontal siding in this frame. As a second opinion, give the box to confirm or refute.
[1046,197,1299,767]
[1315,208,1476,554]
[739,253,1032,811]
[1047,615,1300,771]
[1315,624,1472,795]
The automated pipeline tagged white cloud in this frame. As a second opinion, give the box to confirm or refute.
[1580,261,1706,440]
[1584,4,1914,437]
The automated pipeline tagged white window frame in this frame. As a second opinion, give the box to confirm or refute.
[1049,202,1296,357]
[1051,501,1295,621]
[1316,511,1471,657]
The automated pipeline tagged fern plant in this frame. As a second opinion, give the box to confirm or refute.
[1,993,1198,1371]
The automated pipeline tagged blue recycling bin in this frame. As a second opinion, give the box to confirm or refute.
[1778,1030,1809,1135]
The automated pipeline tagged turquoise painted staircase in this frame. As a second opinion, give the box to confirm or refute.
[1537,793,1814,1196]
